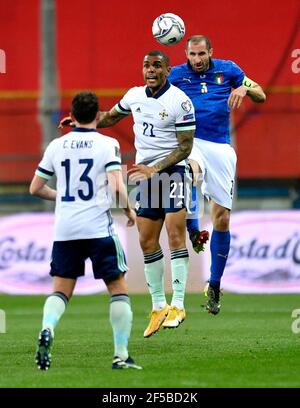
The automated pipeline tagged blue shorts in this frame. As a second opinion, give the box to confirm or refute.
[50,236,128,281]
[135,164,191,220]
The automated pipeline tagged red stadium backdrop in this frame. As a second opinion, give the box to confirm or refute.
[0,0,300,182]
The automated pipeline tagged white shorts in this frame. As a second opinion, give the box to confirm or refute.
[189,139,237,210]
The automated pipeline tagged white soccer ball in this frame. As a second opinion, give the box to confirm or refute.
[152,13,185,46]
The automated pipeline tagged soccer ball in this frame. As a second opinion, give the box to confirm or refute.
[152,13,185,46]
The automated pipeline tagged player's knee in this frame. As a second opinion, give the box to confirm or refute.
[167,230,185,249]
[139,235,159,253]
[214,212,230,231]
[105,273,128,295]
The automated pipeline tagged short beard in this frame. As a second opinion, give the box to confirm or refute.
[187,59,210,73]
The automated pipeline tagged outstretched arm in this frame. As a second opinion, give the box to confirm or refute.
[228,77,266,109]
[58,106,127,129]
[245,83,266,103]
[97,107,127,128]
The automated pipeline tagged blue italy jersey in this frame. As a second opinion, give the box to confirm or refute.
[168,59,245,144]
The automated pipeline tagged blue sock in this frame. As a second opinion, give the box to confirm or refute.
[187,185,199,238]
[209,230,231,289]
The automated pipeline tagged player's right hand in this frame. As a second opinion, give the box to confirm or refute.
[58,116,75,129]
[128,164,155,182]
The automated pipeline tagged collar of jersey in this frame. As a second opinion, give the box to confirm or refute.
[145,80,170,99]
[71,128,97,132]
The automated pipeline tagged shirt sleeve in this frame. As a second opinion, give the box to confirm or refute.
[105,139,122,173]
[114,89,133,116]
[174,92,196,132]
[35,141,56,180]
[229,60,245,89]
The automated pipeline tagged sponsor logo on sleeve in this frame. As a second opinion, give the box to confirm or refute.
[183,113,195,121]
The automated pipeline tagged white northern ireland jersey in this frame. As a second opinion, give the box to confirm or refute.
[115,81,196,166]
[36,129,122,241]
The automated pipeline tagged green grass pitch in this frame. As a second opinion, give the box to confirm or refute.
[0,293,300,388]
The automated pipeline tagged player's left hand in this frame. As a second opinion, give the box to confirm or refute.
[228,85,248,110]
[127,164,155,182]
[124,208,136,227]
[58,116,75,129]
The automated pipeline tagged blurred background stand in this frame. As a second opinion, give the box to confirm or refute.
[39,0,60,211]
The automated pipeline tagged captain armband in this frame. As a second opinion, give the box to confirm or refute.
[242,76,256,88]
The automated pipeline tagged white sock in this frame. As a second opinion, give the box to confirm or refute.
[42,292,68,337]
[110,295,132,361]
[144,249,166,310]
[170,249,189,310]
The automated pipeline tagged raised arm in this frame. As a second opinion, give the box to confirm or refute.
[243,79,266,103]
[228,76,266,109]
[97,107,127,128]
[58,106,127,129]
